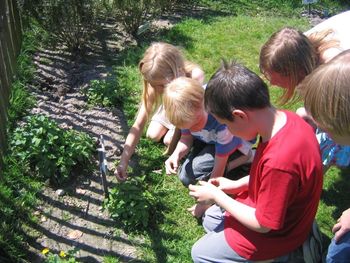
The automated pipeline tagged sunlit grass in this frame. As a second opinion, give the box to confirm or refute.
[118,13,346,261]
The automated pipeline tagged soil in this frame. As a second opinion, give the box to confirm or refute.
[23,8,326,262]
[25,22,143,262]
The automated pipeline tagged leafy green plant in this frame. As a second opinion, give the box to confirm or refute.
[84,78,120,108]
[10,115,94,185]
[84,66,139,109]
[104,176,159,232]
[42,248,79,263]
[7,21,46,132]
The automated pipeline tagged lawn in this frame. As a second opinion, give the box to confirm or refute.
[118,13,348,262]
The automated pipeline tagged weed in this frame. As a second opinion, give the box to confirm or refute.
[42,248,79,263]
[104,175,162,233]
[9,115,95,186]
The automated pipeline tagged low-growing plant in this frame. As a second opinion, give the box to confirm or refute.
[7,81,35,132]
[42,248,79,263]
[113,65,141,121]
[84,78,121,108]
[104,176,160,233]
[84,66,139,109]
[10,114,94,185]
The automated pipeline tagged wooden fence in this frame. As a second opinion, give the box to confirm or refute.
[0,0,22,171]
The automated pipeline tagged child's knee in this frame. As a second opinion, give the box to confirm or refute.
[191,241,203,263]
[146,128,163,142]
[178,169,193,187]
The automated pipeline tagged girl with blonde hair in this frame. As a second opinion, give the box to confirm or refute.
[115,42,204,182]
[300,49,350,263]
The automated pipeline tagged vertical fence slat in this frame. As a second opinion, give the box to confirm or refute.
[0,0,22,172]
[10,0,22,55]
[0,1,9,172]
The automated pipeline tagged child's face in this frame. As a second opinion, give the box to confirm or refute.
[213,112,257,141]
[178,110,208,132]
[149,79,171,93]
[265,71,292,90]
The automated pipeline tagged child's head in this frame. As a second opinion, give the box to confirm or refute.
[205,60,270,120]
[205,60,270,140]
[139,42,185,92]
[300,49,350,145]
[259,27,318,103]
[163,77,205,130]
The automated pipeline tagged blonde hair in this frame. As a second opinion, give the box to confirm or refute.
[260,27,337,104]
[300,49,350,136]
[163,77,204,127]
[139,42,191,116]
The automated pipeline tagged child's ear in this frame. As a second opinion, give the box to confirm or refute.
[232,109,247,120]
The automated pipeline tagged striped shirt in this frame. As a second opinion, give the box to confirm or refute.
[181,114,250,157]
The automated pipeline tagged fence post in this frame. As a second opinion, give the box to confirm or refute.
[0,0,22,173]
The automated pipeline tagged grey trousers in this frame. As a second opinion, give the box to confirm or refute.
[192,205,291,263]
[178,141,215,187]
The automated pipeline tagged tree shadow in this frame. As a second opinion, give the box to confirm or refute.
[10,5,248,262]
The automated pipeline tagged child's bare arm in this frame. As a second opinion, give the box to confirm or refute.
[189,181,271,233]
[165,135,193,174]
[210,154,229,179]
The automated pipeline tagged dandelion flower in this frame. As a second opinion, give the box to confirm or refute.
[59,250,66,258]
[41,248,50,255]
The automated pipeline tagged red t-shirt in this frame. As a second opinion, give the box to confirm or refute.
[224,111,323,260]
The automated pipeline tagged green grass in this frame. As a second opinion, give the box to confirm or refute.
[114,11,348,262]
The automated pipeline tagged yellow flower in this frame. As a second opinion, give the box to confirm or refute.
[59,250,66,258]
[41,248,50,255]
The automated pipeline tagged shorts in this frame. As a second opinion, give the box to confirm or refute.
[151,105,175,130]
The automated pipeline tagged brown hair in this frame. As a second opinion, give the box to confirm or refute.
[260,27,337,104]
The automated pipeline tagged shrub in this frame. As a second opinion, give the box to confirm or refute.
[20,0,99,54]
[108,0,198,39]
[10,115,94,185]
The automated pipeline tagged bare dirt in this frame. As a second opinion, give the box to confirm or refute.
[25,22,144,262]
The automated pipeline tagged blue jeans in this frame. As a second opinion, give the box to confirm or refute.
[326,231,350,262]
[178,141,215,187]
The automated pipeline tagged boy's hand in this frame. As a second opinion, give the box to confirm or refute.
[114,164,128,182]
[209,177,241,194]
[165,155,179,175]
[332,208,350,243]
[189,181,220,204]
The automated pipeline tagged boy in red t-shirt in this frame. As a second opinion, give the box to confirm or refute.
[189,61,323,262]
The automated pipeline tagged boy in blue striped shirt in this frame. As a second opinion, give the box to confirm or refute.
[163,77,253,217]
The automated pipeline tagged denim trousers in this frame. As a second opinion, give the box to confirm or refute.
[326,231,350,262]
[178,141,215,187]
